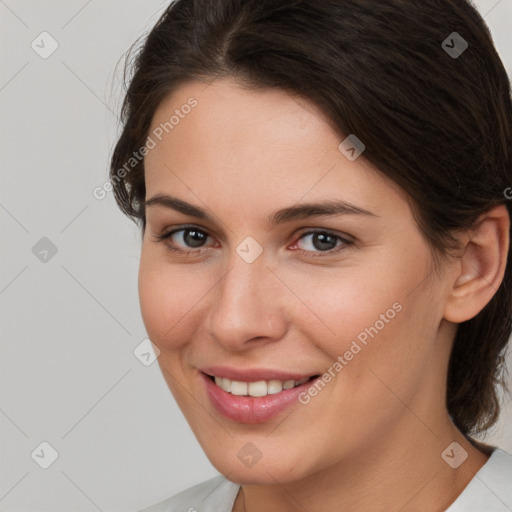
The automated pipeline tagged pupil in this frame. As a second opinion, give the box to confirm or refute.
[185,230,206,248]
[313,233,336,251]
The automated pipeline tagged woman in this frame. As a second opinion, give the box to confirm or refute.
[110,0,512,510]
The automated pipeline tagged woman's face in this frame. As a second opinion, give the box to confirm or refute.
[139,78,457,484]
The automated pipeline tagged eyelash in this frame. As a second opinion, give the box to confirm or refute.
[152,224,354,258]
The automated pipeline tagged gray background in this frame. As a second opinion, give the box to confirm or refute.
[1,1,511,510]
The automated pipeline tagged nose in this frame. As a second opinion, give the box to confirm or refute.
[205,249,288,351]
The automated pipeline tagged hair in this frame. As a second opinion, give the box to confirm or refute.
[110,0,512,436]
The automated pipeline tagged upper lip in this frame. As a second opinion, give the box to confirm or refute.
[200,366,318,382]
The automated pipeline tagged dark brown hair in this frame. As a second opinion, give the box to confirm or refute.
[110,0,512,436]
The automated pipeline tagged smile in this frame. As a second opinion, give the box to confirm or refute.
[201,370,322,423]
[209,375,317,397]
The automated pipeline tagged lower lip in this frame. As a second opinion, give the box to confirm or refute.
[201,372,318,424]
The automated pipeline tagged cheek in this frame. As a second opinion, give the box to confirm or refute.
[137,254,208,350]
[290,256,439,399]
[322,280,441,424]
[285,265,407,358]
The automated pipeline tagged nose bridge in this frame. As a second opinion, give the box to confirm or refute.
[206,245,286,346]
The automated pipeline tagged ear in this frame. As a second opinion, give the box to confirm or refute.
[443,204,510,323]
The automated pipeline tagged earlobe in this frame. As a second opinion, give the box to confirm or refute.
[444,205,510,323]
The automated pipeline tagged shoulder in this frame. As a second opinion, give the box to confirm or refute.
[138,475,240,512]
[446,447,512,511]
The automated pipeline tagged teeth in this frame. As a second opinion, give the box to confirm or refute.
[267,379,283,394]
[230,381,248,396]
[221,377,231,392]
[215,376,233,392]
[212,376,312,397]
[282,379,295,390]
[248,381,267,397]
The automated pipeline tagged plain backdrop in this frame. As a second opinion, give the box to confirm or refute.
[1,1,511,510]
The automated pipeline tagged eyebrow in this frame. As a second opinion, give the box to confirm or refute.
[144,193,377,227]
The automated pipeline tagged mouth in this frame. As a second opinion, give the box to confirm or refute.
[203,372,320,397]
[200,370,322,424]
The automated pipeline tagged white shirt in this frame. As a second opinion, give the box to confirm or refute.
[139,448,512,511]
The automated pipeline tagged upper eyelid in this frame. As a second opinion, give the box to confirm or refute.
[163,225,344,237]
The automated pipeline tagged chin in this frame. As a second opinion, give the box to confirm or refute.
[205,449,313,486]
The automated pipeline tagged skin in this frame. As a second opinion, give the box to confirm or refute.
[138,78,509,512]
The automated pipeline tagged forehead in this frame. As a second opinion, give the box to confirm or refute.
[144,78,407,220]
[147,77,337,164]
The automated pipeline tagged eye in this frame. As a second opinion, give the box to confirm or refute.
[153,225,215,253]
[292,230,353,256]
[153,225,353,257]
